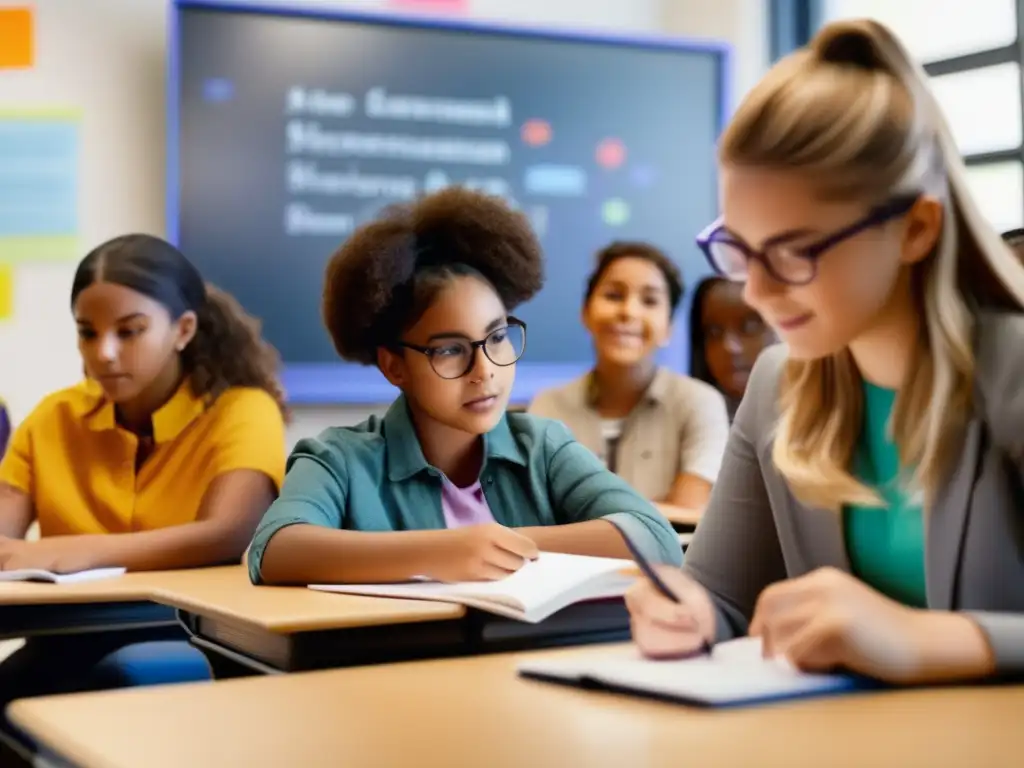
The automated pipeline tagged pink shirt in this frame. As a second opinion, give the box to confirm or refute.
[440,476,496,528]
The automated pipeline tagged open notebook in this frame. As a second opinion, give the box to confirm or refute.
[518,637,871,707]
[309,552,636,623]
[0,567,126,584]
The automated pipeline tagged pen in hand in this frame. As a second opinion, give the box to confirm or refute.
[614,524,713,658]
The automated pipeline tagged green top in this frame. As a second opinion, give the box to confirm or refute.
[844,381,928,608]
[248,395,682,583]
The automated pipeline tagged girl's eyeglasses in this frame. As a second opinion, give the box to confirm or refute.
[696,196,919,286]
[398,318,527,380]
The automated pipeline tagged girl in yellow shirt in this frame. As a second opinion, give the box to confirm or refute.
[0,234,287,752]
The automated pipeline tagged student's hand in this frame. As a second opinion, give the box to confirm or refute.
[749,567,994,684]
[0,536,98,574]
[429,524,539,582]
[625,567,717,659]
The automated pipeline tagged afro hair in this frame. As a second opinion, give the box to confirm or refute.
[322,187,545,365]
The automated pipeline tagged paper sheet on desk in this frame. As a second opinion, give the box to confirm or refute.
[0,567,126,584]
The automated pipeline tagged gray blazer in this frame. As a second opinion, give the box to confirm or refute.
[684,311,1024,676]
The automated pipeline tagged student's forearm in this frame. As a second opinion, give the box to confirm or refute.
[256,525,447,585]
[909,611,997,683]
[0,485,34,539]
[517,519,630,559]
[663,474,712,511]
[71,521,250,572]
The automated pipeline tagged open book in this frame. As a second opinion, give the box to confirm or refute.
[518,637,870,707]
[0,567,126,585]
[309,552,637,623]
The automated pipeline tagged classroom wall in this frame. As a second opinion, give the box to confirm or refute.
[0,0,767,447]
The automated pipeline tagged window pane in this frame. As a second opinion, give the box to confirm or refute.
[929,63,1022,156]
[964,162,1024,233]
[822,0,1016,62]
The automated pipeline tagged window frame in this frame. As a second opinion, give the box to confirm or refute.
[768,0,1024,230]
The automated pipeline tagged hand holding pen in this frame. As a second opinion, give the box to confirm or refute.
[617,527,717,660]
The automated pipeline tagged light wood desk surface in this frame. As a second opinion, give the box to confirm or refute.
[11,644,1021,768]
[0,571,173,606]
[147,566,465,633]
[0,566,462,631]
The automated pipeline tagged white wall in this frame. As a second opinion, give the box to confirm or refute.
[0,0,767,447]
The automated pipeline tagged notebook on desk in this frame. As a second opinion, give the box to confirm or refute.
[309,552,637,623]
[518,637,872,707]
[0,567,126,585]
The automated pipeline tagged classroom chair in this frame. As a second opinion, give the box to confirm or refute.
[90,641,211,687]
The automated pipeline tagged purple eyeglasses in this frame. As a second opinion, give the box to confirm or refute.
[696,195,920,286]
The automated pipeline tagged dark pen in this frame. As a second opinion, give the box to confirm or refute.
[615,524,713,657]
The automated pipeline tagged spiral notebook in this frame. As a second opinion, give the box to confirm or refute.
[518,637,871,708]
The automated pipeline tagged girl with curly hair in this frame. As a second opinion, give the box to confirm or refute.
[249,187,680,586]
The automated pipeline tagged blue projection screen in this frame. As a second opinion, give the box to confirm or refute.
[170,1,729,404]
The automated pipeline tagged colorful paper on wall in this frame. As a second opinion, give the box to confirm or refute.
[0,7,33,69]
[0,264,12,321]
[0,109,80,264]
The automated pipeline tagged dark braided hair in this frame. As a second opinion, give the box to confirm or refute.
[323,187,544,365]
[71,234,286,412]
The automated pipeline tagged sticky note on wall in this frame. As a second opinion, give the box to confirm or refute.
[0,7,33,69]
[0,264,12,321]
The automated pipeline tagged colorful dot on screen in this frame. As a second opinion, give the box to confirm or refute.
[630,164,657,187]
[521,119,552,147]
[602,198,630,226]
[596,138,626,169]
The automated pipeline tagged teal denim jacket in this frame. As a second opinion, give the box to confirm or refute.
[249,396,682,583]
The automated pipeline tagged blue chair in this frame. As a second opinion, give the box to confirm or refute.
[0,400,10,457]
[90,641,211,687]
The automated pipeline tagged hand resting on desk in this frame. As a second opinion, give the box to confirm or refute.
[627,566,997,684]
[0,536,98,574]
[426,523,539,582]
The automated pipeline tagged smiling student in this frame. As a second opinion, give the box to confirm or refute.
[625,20,1024,684]
[249,189,681,586]
[0,233,287,747]
[529,242,730,521]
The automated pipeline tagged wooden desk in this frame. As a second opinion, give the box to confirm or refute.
[10,646,1020,768]
[0,572,178,641]
[148,567,631,675]
[148,567,467,675]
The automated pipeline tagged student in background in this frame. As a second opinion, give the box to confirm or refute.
[529,242,729,522]
[250,189,681,587]
[688,276,775,419]
[626,20,1024,684]
[0,235,286,728]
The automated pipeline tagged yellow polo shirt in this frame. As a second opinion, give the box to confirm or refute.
[0,380,286,537]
